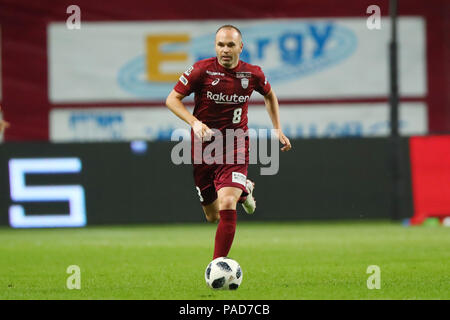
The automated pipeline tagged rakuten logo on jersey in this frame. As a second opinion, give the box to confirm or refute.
[206,91,250,104]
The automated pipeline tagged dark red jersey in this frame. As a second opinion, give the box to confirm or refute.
[173,57,271,132]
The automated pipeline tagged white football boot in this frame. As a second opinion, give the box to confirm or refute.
[242,179,256,214]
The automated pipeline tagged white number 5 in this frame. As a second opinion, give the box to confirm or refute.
[8,158,87,228]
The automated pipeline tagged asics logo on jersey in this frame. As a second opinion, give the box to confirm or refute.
[206,91,250,104]
[212,79,220,86]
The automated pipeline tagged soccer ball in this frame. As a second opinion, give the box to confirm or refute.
[205,257,243,290]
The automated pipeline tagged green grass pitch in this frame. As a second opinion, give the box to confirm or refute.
[0,220,449,300]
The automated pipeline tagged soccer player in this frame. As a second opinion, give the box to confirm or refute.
[165,25,291,259]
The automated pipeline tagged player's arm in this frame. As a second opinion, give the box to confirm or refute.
[166,90,197,127]
[165,90,212,140]
[263,89,292,152]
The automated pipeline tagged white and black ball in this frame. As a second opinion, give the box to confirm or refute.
[205,257,243,290]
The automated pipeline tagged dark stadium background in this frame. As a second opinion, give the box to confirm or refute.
[0,0,449,227]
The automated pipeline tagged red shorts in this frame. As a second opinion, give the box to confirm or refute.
[193,163,249,205]
[191,129,249,205]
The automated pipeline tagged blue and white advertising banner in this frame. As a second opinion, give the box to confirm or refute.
[48,18,425,102]
[50,103,427,142]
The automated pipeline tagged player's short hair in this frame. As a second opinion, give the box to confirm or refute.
[216,24,242,38]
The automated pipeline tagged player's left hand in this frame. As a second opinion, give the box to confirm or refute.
[274,130,291,152]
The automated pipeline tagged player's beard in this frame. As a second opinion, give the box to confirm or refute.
[220,56,236,69]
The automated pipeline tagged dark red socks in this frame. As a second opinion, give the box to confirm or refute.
[213,209,237,259]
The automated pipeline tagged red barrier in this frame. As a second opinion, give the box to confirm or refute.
[409,136,450,224]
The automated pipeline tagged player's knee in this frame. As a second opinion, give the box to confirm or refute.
[205,213,219,223]
[219,195,239,210]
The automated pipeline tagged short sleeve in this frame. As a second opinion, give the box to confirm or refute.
[254,66,271,96]
[173,63,203,97]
